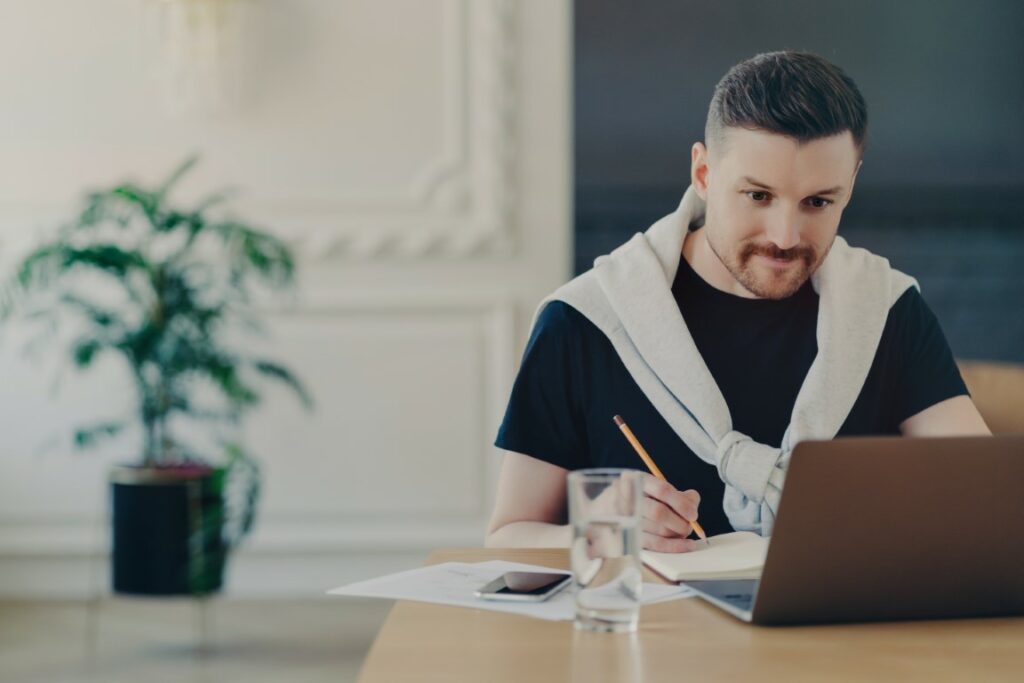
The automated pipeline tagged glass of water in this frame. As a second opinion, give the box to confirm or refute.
[568,468,644,633]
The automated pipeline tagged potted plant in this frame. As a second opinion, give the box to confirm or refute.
[0,158,311,595]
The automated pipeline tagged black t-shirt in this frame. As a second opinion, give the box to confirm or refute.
[494,256,969,536]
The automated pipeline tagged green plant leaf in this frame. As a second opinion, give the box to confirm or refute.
[61,244,149,279]
[60,293,126,330]
[211,221,295,287]
[252,360,314,410]
[115,318,162,365]
[74,421,125,449]
[156,209,193,233]
[77,192,109,228]
[193,188,238,215]
[76,191,133,231]
[72,338,104,368]
[13,244,67,292]
[112,184,159,222]
[189,351,261,409]
[157,156,200,200]
[0,282,16,320]
[223,441,261,546]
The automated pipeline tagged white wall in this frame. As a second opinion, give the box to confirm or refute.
[0,0,571,597]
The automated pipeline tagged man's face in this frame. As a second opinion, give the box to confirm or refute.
[692,128,861,299]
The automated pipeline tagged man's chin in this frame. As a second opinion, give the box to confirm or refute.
[737,265,810,299]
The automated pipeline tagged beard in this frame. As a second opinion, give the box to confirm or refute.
[708,235,829,300]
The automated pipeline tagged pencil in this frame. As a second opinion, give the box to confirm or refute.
[612,414,709,545]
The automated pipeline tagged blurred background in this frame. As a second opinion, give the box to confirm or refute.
[0,1,568,680]
[0,1,1020,681]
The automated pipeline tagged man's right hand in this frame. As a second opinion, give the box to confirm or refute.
[637,472,701,553]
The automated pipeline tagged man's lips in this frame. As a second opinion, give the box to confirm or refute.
[755,253,800,268]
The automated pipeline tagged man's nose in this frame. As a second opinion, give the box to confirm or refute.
[763,207,801,250]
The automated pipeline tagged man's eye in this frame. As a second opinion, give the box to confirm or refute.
[745,192,832,208]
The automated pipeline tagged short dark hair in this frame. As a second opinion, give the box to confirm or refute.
[705,50,868,159]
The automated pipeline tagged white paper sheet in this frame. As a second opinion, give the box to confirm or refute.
[327,560,694,622]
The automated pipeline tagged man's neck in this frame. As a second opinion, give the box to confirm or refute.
[682,227,760,299]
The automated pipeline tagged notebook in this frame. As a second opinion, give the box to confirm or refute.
[641,531,769,582]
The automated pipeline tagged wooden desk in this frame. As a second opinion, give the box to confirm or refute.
[357,548,1024,682]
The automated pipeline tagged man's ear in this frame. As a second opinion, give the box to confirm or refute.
[691,142,710,200]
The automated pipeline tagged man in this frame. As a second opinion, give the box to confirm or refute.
[485,51,990,553]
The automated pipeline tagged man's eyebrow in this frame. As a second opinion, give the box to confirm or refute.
[741,176,844,196]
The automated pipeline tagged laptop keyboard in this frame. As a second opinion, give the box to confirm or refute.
[684,579,758,611]
[722,591,754,610]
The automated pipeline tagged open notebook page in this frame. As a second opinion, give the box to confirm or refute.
[641,531,769,582]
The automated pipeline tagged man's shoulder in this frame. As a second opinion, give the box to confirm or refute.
[880,284,944,344]
[526,295,616,362]
[887,281,921,309]
[884,284,931,323]
[534,300,597,338]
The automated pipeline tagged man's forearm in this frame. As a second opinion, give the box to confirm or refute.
[485,521,572,548]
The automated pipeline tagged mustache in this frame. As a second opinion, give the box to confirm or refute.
[741,243,816,264]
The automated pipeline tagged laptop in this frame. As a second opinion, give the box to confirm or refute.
[683,434,1024,625]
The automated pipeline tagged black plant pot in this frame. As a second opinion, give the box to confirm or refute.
[110,465,227,596]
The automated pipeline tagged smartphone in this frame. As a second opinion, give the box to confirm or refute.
[474,571,573,602]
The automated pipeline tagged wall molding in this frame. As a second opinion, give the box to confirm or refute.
[267,0,517,261]
[0,0,517,263]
